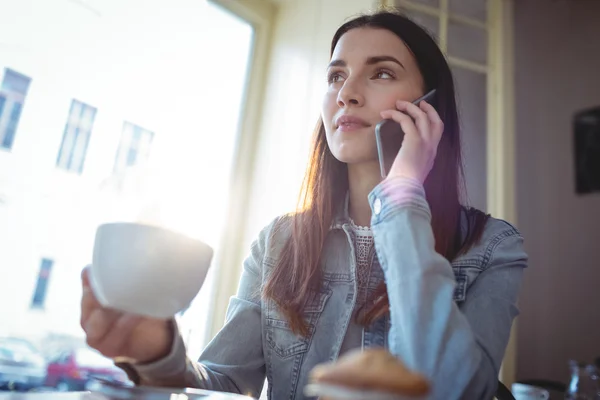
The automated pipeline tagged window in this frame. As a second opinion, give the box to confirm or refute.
[0,0,255,371]
[56,99,97,173]
[397,0,489,211]
[113,122,154,173]
[0,68,31,150]
[31,258,53,309]
[396,0,517,382]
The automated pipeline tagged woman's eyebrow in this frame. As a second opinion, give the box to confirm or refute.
[327,55,405,70]
[366,55,405,69]
[327,59,346,69]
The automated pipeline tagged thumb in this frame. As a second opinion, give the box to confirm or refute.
[81,265,91,289]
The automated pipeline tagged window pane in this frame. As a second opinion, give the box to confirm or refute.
[452,66,487,211]
[449,0,487,22]
[114,122,154,172]
[1,69,31,96]
[114,123,132,173]
[0,95,7,147]
[56,100,96,173]
[126,147,137,166]
[400,0,439,7]
[136,130,154,165]
[2,102,23,149]
[405,11,440,42]
[31,258,54,308]
[448,20,487,64]
[80,106,96,132]
[71,100,83,120]
[0,69,30,149]
[0,95,6,117]
[57,125,77,169]
[71,127,90,173]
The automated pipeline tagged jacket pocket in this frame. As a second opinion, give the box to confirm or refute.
[265,287,332,359]
[266,318,310,358]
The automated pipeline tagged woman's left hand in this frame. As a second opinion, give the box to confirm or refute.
[380,99,444,184]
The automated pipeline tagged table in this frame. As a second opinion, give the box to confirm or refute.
[0,394,99,400]
[0,389,254,399]
[0,379,255,399]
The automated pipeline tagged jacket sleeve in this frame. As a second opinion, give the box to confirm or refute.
[122,218,278,398]
[368,177,527,400]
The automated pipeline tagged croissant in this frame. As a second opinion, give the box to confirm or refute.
[309,348,430,398]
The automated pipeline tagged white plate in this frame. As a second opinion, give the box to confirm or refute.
[90,377,254,399]
[304,383,410,400]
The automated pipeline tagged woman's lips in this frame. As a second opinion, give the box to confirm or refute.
[335,115,371,132]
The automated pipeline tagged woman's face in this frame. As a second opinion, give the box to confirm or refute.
[322,27,425,165]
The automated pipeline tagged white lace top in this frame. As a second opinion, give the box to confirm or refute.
[339,219,375,355]
[350,219,375,293]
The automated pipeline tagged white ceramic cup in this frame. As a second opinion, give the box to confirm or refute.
[90,222,213,319]
[511,383,550,400]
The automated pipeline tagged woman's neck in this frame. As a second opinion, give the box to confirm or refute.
[347,162,382,227]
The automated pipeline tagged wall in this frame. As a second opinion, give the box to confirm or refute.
[514,0,600,383]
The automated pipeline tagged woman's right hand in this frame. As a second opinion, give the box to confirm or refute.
[80,266,174,364]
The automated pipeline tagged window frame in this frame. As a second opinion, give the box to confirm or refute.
[113,121,155,174]
[203,0,276,343]
[56,99,98,174]
[0,68,31,151]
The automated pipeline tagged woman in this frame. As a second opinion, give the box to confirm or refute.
[80,10,527,400]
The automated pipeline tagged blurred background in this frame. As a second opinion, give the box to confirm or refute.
[0,0,598,397]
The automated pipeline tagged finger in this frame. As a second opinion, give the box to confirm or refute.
[379,109,420,143]
[80,285,101,327]
[94,314,142,358]
[420,100,444,143]
[84,308,122,348]
[81,265,91,288]
[396,100,431,141]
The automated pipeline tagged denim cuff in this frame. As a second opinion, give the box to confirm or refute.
[132,319,188,383]
[368,176,430,224]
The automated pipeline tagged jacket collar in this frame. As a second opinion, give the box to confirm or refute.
[330,191,351,230]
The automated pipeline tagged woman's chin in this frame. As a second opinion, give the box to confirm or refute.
[331,149,378,166]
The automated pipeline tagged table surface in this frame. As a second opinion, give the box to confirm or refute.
[0,381,255,399]
[0,393,101,400]
[0,390,255,399]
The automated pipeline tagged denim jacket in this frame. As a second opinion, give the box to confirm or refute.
[126,177,528,400]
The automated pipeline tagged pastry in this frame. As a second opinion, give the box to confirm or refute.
[308,348,430,398]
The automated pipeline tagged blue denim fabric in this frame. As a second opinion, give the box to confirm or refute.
[131,177,527,400]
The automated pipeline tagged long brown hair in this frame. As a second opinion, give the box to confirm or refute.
[263,10,488,336]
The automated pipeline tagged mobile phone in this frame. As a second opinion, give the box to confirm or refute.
[375,89,437,178]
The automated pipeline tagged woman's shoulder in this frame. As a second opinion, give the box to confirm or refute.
[457,207,527,269]
[260,213,294,240]
[252,214,294,265]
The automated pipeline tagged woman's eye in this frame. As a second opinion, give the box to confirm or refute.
[374,70,394,80]
[328,72,344,84]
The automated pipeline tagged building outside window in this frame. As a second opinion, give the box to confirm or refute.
[31,258,54,309]
[56,99,97,173]
[0,68,31,150]
[113,121,154,173]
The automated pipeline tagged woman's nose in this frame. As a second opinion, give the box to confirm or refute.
[337,81,365,108]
